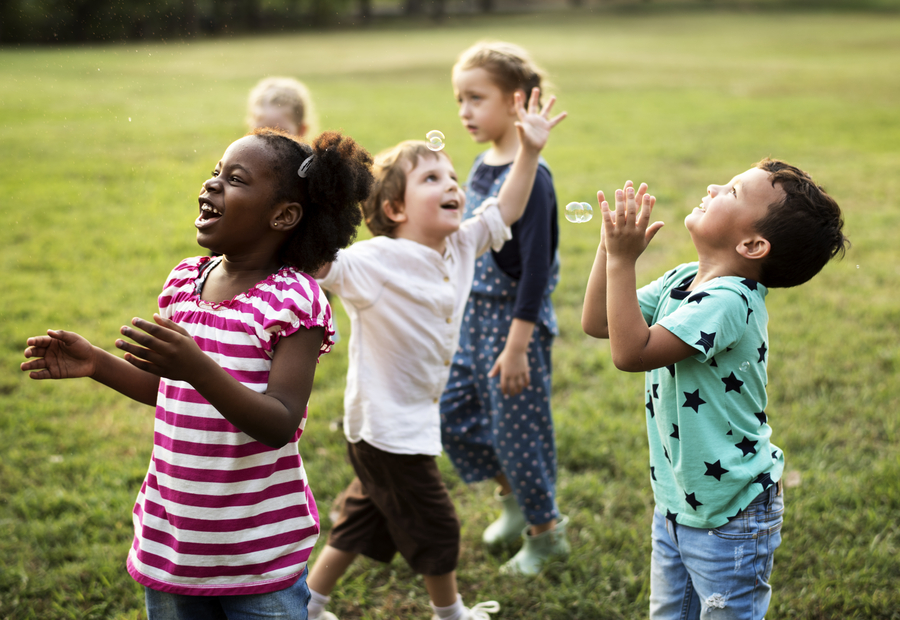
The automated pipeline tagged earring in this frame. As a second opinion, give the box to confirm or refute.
[274,222,278,227]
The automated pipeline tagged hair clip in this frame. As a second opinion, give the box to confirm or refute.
[298,155,315,178]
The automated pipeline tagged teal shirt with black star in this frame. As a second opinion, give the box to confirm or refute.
[638,262,784,528]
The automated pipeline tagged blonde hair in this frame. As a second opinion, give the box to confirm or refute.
[452,41,550,106]
[363,140,452,238]
[246,76,318,137]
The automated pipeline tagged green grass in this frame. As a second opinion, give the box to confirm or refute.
[2,9,899,620]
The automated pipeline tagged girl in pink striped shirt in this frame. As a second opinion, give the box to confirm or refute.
[22,129,373,620]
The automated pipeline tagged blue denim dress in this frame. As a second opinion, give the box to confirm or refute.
[440,153,560,525]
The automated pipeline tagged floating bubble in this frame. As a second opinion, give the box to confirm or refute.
[739,361,750,372]
[565,201,594,223]
[426,130,445,152]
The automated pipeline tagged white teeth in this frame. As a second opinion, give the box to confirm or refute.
[201,204,222,215]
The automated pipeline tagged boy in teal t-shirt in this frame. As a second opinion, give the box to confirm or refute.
[582,159,847,620]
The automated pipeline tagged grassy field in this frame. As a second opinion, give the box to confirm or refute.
[1,8,899,620]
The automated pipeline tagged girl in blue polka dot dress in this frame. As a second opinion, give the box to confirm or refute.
[441,41,568,576]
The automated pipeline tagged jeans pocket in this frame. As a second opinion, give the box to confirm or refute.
[710,491,784,541]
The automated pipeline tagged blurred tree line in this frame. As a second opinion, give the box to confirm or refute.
[1,0,896,44]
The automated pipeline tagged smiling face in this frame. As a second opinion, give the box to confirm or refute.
[195,135,281,257]
[453,66,518,145]
[390,152,465,253]
[685,167,784,254]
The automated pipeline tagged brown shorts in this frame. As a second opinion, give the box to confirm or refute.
[326,440,460,576]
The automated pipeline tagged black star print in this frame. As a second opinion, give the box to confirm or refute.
[652,383,659,399]
[695,331,716,354]
[646,397,655,418]
[704,460,729,481]
[650,466,656,481]
[746,306,753,324]
[663,445,671,463]
[741,278,759,291]
[666,364,676,378]
[710,356,718,368]
[771,450,779,460]
[688,291,710,304]
[757,342,768,363]
[682,389,706,413]
[722,372,744,394]
[670,424,680,440]
[666,509,679,524]
[735,436,758,457]
[754,472,775,491]
[685,491,703,510]
[754,411,767,425]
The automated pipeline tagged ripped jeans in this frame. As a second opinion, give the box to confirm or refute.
[649,482,784,620]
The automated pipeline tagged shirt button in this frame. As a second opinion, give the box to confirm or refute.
[433,397,439,404]
[446,318,452,323]
[444,276,449,282]
[444,360,450,366]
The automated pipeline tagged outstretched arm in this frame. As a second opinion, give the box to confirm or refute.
[497,87,567,227]
[22,329,160,405]
[602,183,695,372]
[116,314,323,447]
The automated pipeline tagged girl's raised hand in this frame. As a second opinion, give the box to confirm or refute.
[514,87,567,153]
[601,181,663,262]
[22,330,96,380]
[117,314,210,381]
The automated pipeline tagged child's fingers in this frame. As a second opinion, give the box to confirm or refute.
[546,111,567,129]
[645,221,665,244]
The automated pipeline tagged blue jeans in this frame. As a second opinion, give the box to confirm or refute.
[145,571,310,620]
[649,483,784,620]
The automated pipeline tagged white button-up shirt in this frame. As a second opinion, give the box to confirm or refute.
[318,200,510,455]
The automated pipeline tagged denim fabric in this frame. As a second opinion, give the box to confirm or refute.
[145,571,310,620]
[649,483,784,620]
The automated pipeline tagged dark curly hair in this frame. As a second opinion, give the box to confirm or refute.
[753,158,849,288]
[250,128,373,273]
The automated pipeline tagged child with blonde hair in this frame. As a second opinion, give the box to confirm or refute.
[247,76,318,138]
[441,40,567,576]
[22,128,372,619]
[304,89,564,620]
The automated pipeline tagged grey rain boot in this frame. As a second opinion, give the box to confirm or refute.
[499,515,570,576]
[482,490,527,551]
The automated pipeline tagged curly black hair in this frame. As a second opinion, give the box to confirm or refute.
[249,128,373,274]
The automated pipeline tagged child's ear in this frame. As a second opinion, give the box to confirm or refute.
[736,235,771,261]
[272,202,303,231]
[383,199,407,224]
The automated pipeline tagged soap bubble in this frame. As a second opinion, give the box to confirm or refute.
[565,201,594,223]
[739,361,750,372]
[426,130,445,152]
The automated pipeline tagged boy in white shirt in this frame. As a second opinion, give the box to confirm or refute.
[307,89,564,620]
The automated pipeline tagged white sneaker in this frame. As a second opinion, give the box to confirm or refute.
[431,600,500,620]
[311,612,339,620]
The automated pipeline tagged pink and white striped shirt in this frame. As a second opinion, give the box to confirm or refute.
[127,256,332,596]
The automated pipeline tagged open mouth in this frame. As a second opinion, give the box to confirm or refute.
[196,198,223,229]
[441,201,459,211]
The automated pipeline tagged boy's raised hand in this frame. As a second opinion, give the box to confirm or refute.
[601,181,663,262]
[514,87,566,153]
[22,330,97,380]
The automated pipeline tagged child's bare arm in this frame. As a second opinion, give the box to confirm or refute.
[117,314,322,447]
[22,329,161,405]
[603,184,696,372]
[496,87,566,227]
[582,190,612,338]
[488,317,534,396]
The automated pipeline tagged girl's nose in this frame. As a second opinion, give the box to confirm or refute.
[707,185,718,196]
[203,176,219,192]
